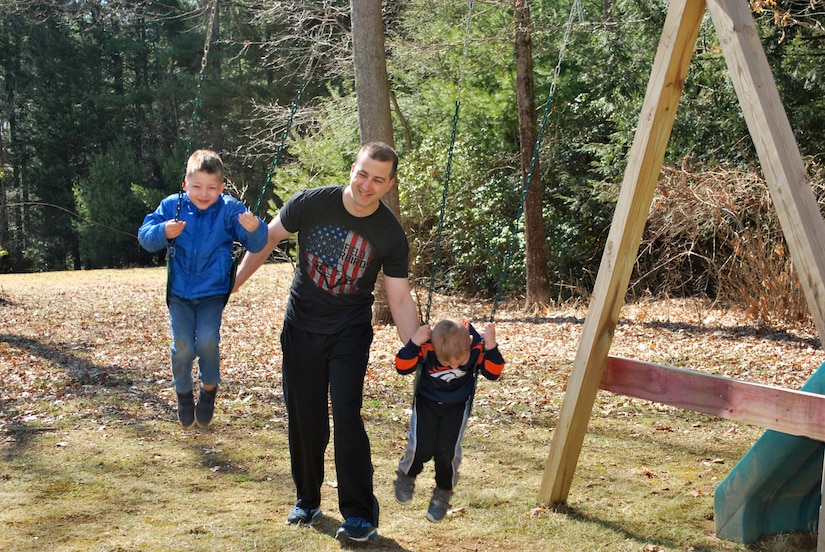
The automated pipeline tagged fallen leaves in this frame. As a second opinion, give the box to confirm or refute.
[447,506,467,518]
[2,267,824,444]
[641,467,658,478]
[530,506,547,517]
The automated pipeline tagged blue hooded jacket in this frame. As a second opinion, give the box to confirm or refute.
[138,193,268,300]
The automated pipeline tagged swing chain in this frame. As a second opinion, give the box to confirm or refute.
[489,0,582,322]
[424,0,475,324]
[254,74,309,218]
[176,0,219,222]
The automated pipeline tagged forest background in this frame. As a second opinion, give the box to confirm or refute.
[1,0,824,321]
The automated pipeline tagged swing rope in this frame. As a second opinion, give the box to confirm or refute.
[424,0,475,325]
[411,0,582,429]
[226,65,313,297]
[488,0,582,322]
[175,0,219,223]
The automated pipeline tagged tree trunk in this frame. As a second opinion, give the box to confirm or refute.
[351,0,398,324]
[514,0,551,307]
[0,26,8,256]
[4,19,24,258]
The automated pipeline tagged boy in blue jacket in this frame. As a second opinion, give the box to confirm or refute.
[394,318,504,522]
[138,150,268,429]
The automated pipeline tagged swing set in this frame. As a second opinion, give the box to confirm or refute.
[536,0,825,548]
[418,0,825,547]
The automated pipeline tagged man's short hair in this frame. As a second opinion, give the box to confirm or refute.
[358,141,398,180]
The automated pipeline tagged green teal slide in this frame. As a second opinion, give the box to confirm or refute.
[714,362,825,543]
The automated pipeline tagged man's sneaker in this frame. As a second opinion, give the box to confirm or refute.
[394,470,415,504]
[426,488,453,522]
[176,391,195,429]
[335,517,378,542]
[196,386,217,428]
[285,505,322,526]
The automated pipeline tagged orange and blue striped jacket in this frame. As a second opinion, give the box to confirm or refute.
[395,320,504,404]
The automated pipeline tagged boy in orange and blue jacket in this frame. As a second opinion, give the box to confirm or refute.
[393,318,504,522]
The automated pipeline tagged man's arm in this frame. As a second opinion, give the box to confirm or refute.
[233,215,293,292]
[384,275,420,345]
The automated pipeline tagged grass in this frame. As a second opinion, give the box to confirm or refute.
[0,265,821,551]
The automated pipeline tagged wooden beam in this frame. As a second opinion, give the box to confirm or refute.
[707,0,825,345]
[537,0,706,506]
[602,356,825,442]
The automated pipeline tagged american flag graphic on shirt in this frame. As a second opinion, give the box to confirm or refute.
[304,224,375,295]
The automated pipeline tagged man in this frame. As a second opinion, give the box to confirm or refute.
[233,142,418,542]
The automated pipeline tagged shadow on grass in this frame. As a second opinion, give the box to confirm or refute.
[311,514,412,551]
[0,333,162,447]
[492,313,821,349]
[560,503,818,552]
[554,503,717,551]
[0,332,137,388]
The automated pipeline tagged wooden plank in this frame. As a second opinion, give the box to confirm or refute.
[537,0,706,506]
[707,0,825,345]
[602,356,825,442]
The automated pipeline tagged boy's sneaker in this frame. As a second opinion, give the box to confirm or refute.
[335,517,378,542]
[394,471,415,504]
[196,386,217,428]
[426,488,453,522]
[285,505,322,526]
[176,391,195,429]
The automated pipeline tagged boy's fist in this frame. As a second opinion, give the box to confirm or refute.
[164,220,186,239]
[412,324,432,346]
[482,323,497,350]
[238,211,259,232]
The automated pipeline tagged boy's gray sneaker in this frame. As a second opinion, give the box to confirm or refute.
[286,505,322,526]
[336,517,378,542]
[426,488,453,522]
[176,391,195,429]
[394,471,415,504]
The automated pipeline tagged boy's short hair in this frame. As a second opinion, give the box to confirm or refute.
[186,149,225,181]
[431,319,470,361]
[358,141,398,180]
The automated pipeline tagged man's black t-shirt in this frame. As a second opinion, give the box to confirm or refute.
[279,185,409,334]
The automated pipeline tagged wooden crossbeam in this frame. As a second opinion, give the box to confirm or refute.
[602,356,825,442]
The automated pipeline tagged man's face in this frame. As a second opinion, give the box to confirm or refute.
[347,154,396,214]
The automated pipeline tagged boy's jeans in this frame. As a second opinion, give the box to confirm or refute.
[168,294,224,393]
